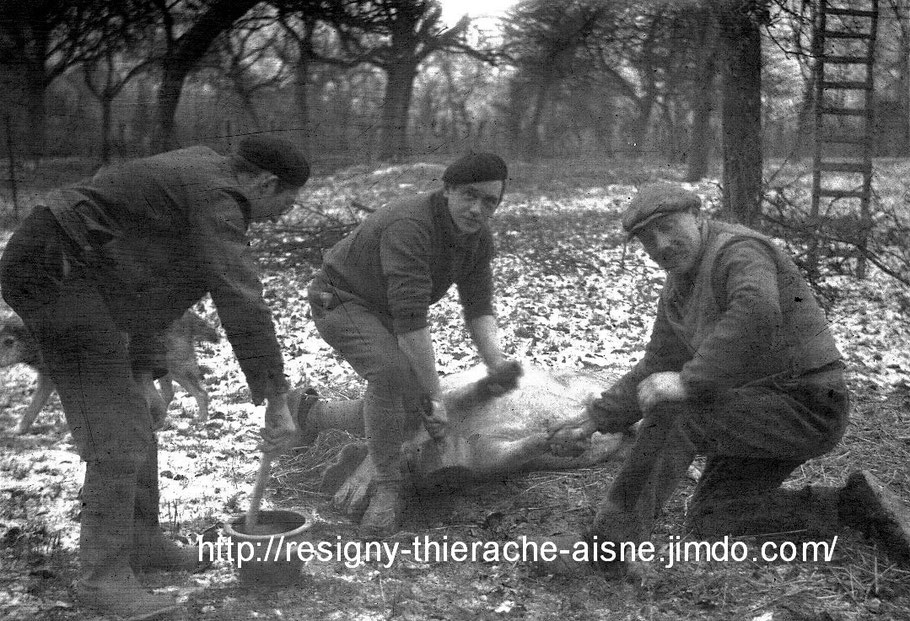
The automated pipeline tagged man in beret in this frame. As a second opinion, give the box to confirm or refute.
[0,135,309,618]
[545,182,850,576]
[306,152,519,537]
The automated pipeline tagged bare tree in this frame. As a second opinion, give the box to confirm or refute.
[0,0,147,160]
[686,6,718,180]
[149,0,260,152]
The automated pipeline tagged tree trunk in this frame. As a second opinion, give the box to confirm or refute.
[100,96,113,164]
[378,60,419,161]
[896,0,910,156]
[151,0,258,153]
[525,82,550,159]
[716,0,764,226]
[153,59,191,152]
[686,12,716,181]
[628,93,656,158]
[0,53,47,161]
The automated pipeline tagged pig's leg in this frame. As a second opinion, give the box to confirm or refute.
[171,370,209,422]
[288,388,365,446]
[332,451,377,520]
[157,374,175,408]
[320,442,369,495]
[16,372,55,434]
[309,399,365,436]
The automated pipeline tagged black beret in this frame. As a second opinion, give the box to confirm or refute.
[622,183,701,237]
[442,152,508,186]
[237,135,310,187]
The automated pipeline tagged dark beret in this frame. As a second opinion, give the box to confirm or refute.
[237,135,310,187]
[442,152,508,186]
[622,183,701,237]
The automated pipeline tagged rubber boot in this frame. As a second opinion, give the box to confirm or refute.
[74,458,180,620]
[131,442,202,573]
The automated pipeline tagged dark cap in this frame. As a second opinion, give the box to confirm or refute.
[237,135,310,187]
[442,152,508,186]
[622,183,701,237]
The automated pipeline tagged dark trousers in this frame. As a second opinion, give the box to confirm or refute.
[1,208,155,462]
[591,370,850,543]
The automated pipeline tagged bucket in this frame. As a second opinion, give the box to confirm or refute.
[223,509,312,586]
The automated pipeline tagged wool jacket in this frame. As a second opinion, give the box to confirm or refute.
[320,190,495,334]
[42,146,287,404]
[591,220,843,430]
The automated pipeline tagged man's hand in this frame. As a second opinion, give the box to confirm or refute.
[547,415,598,457]
[422,397,449,440]
[480,359,523,397]
[260,393,296,454]
[636,372,687,413]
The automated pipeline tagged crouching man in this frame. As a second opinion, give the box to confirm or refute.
[547,183,851,575]
[307,153,518,538]
[0,136,309,618]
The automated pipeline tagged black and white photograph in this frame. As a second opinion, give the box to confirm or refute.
[1,0,909,619]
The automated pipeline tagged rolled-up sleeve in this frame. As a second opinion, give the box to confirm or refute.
[457,240,495,321]
[381,219,434,334]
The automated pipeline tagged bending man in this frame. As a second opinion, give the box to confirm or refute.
[0,136,309,618]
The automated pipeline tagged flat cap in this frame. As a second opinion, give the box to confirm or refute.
[622,183,701,236]
[237,135,310,187]
[443,152,508,186]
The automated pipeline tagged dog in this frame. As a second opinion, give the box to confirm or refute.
[0,310,220,434]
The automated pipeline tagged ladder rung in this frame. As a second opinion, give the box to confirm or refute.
[818,189,867,199]
[826,8,877,18]
[824,56,874,64]
[816,162,871,173]
[821,30,873,39]
[819,106,869,116]
[820,80,872,90]
[818,134,867,144]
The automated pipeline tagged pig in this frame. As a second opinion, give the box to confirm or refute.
[286,364,634,525]
[0,310,219,434]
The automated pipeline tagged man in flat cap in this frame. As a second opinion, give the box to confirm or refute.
[545,182,851,575]
[0,135,310,618]
[307,152,520,537]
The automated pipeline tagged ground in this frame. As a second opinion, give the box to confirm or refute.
[1,157,909,620]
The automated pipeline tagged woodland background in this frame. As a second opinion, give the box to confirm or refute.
[2,1,910,620]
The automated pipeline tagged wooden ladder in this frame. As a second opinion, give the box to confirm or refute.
[810,0,878,278]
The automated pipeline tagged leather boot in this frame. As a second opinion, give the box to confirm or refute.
[131,442,203,573]
[360,479,404,539]
[75,458,180,620]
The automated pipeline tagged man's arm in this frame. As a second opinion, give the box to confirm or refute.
[679,239,782,398]
[396,327,443,399]
[189,188,289,405]
[397,327,447,438]
[467,314,505,368]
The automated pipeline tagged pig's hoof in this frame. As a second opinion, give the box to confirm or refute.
[333,481,371,521]
[320,442,368,495]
